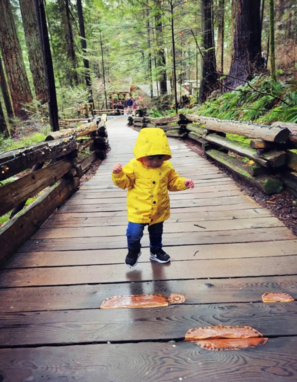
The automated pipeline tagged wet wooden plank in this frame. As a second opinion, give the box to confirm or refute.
[1,337,297,381]
[1,253,297,287]
[19,227,295,252]
[41,208,271,228]
[50,207,270,220]
[32,217,284,239]
[7,239,294,268]
[1,275,297,313]
[0,302,297,347]
[57,197,257,212]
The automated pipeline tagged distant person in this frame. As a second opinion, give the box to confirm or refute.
[117,101,123,109]
[111,128,194,268]
[132,98,137,115]
[126,97,133,113]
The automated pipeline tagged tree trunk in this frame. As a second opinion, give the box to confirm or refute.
[146,7,153,99]
[155,0,167,95]
[0,100,8,137]
[58,0,78,86]
[65,0,78,86]
[0,56,14,120]
[100,33,107,109]
[269,0,277,82]
[0,0,33,119]
[19,0,48,104]
[34,0,59,131]
[226,0,263,88]
[77,0,93,103]
[199,0,218,102]
[216,0,225,74]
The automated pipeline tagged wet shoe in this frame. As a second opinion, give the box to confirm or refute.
[150,248,170,264]
[125,249,142,268]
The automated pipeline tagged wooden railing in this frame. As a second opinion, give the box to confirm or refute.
[132,114,297,196]
[0,116,109,264]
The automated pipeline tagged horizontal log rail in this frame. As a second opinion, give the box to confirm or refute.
[0,118,110,264]
[130,113,297,197]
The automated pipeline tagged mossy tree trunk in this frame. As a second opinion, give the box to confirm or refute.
[0,56,14,121]
[0,100,8,137]
[77,0,93,103]
[19,0,48,104]
[155,0,167,95]
[216,0,225,74]
[269,0,277,82]
[0,0,33,119]
[199,0,218,102]
[34,0,59,131]
[226,0,263,89]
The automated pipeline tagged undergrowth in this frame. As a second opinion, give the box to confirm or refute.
[188,74,297,124]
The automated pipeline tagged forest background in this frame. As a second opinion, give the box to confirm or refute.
[0,0,297,150]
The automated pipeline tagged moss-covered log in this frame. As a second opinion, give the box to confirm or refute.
[206,149,283,194]
[205,134,286,168]
[182,115,290,143]
[250,139,275,150]
[186,124,207,137]
[287,150,297,172]
[46,120,98,141]
[149,115,179,125]
[281,171,297,197]
[0,137,77,181]
[0,177,79,265]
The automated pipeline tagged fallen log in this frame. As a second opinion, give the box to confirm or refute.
[183,115,290,143]
[186,124,207,137]
[0,159,73,217]
[0,137,77,182]
[281,171,297,197]
[149,115,179,125]
[249,139,275,150]
[0,177,79,265]
[271,121,297,146]
[166,130,187,139]
[286,149,297,171]
[205,134,286,168]
[206,149,283,195]
[46,120,98,141]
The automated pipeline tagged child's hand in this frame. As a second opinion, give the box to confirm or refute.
[113,163,122,174]
[185,179,194,189]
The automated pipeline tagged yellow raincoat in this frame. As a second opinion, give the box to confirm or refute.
[112,128,187,225]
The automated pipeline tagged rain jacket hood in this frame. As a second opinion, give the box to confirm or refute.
[133,128,172,161]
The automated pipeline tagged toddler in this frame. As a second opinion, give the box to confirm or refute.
[112,128,194,267]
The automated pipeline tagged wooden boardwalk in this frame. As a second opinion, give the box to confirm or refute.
[1,116,297,381]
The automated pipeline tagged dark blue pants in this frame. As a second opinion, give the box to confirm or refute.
[126,222,163,252]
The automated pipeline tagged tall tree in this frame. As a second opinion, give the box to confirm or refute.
[155,0,167,95]
[19,0,48,103]
[0,0,33,118]
[34,0,59,131]
[227,0,263,88]
[146,7,153,99]
[77,0,92,102]
[269,0,277,81]
[199,0,218,102]
[58,0,78,86]
[0,100,8,137]
[216,0,225,74]
[0,56,14,121]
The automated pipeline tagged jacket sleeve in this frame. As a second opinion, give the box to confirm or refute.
[111,161,135,190]
[167,163,187,192]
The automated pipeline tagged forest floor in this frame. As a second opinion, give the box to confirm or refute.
[185,139,297,236]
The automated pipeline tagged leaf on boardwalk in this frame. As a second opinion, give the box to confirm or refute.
[100,294,168,309]
[185,325,268,351]
[262,292,295,303]
[168,293,186,304]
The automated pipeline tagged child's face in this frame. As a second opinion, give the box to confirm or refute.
[142,155,165,168]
